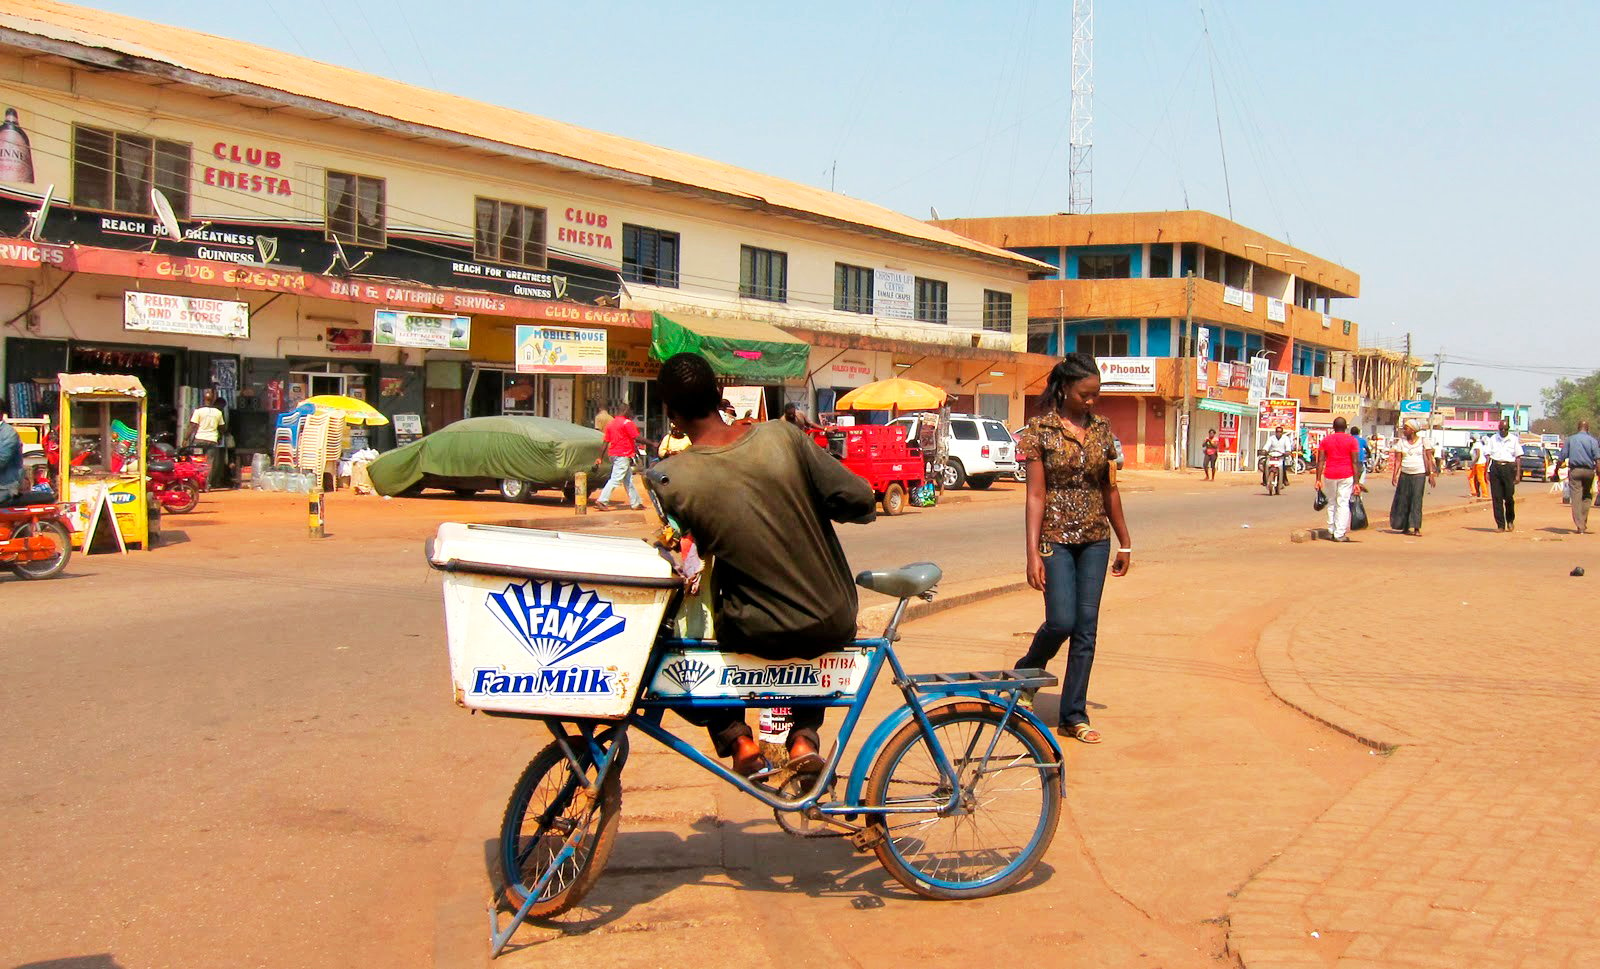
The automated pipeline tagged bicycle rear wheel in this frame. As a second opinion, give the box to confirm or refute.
[863,701,1060,899]
[497,732,625,919]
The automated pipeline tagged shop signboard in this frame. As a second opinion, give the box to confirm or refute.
[1266,298,1287,323]
[874,269,914,320]
[722,385,766,421]
[392,413,423,445]
[1241,291,1255,312]
[1321,376,1337,394]
[1223,287,1245,307]
[1229,362,1251,390]
[1218,412,1240,452]
[514,324,607,374]
[1259,397,1299,433]
[1247,358,1269,406]
[1332,393,1362,420]
[1096,356,1157,393]
[1195,327,1210,391]
[827,358,876,388]
[374,309,471,350]
[1400,399,1432,417]
[124,291,249,339]
[1269,371,1290,397]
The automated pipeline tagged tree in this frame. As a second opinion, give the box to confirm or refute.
[1540,372,1600,430]
[1445,377,1494,403]
[1530,417,1565,435]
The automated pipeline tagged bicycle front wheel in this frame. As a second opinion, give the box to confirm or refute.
[498,732,625,919]
[864,702,1060,899]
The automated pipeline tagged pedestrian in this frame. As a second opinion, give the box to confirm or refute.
[1014,352,1133,745]
[781,401,820,431]
[1553,420,1598,535]
[1483,419,1521,532]
[0,401,24,504]
[1201,430,1219,481]
[593,401,613,432]
[592,403,642,511]
[1388,420,1436,536]
[658,422,692,458]
[184,389,227,489]
[1351,426,1368,484]
[1468,435,1488,498]
[718,399,737,424]
[1315,416,1362,542]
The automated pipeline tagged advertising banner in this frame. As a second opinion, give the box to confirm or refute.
[1269,370,1290,397]
[1096,356,1158,393]
[374,309,471,350]
[1332,393,1362,420]
[1266,298,1287,323]
[1247,358,1269,406]
[1229,362,1251,390]
[1242,291,1255,313]
[1260,397,1300,433]
[1223,287,1245,307]
[124,291,249,338]
[874,269,914,320]
[514,324,607,374]
[1195,327,1210,391]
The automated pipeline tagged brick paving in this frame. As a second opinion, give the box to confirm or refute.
[1231,493,1600,968]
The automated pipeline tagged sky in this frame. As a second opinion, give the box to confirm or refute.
[87,0,1600,413]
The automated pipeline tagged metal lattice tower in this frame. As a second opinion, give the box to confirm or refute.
[1068,0,1093,214]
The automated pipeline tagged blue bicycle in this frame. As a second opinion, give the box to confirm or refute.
[461,558,1066,955]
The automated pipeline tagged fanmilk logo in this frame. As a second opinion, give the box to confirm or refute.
[473,580,625,697]
[660,658,714,692]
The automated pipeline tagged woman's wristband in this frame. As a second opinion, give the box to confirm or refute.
[1117,547,1132,554]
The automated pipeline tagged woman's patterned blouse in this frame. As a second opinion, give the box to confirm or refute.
[1016,411,1115,546]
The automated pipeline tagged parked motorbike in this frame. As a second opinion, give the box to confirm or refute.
[147,459,201,514]
[0,497,74,580]
[150,439,211,493]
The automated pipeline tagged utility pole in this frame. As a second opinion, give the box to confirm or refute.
[1427,351,1443,443]
[1179,271,1195,469]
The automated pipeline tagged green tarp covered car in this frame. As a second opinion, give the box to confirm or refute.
[366,416,605,502]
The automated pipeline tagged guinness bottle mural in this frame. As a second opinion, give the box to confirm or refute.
[0,107,34,183]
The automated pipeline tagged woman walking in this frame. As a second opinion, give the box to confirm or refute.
[1014,353,1133,744]
[1389,420,1436,535]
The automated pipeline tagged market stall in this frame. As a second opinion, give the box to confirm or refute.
[57,373,152,551]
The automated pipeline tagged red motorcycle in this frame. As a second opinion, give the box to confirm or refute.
[150,439,211,493]
[45,432,202,515]
[147,457,201,514]
[0,497,74,580]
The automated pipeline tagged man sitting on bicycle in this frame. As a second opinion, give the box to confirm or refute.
[648,353,877,778]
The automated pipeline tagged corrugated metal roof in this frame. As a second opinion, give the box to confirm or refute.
[0,0,1049,273]
[58,373,147,397]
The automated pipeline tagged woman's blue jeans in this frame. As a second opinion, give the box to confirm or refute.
[1014,539,1110,727]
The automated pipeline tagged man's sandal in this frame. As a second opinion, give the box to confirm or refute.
[1066,722,1102,744]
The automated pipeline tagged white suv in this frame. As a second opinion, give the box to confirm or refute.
[892,413,1017,489]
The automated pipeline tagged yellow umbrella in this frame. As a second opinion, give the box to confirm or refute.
[836,377,947,412]
[303,394,391,426]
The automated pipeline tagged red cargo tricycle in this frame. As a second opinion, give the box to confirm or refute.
[811,423,927,515]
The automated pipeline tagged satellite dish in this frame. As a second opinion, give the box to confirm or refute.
[23,183,53,241]
[929,206,941,220]
[150,188,183,242]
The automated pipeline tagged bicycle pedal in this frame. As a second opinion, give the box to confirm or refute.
[849,826,885,852]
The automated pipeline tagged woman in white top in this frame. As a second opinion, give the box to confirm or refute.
[1389,420,1437,535]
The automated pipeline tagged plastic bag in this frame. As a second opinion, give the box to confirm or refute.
[911,481,938,507]
[1314,487,1329,511]
[1349,494,1369,531]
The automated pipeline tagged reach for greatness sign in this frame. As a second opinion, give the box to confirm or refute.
[124,292,249,339]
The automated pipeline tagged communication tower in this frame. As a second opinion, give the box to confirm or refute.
[1068,0,1093,214]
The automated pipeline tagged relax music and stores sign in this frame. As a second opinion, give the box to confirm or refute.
[124,291,250,339]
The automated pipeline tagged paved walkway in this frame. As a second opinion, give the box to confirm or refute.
[1230,492,1600,969]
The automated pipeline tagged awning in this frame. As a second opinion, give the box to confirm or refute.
[649,312,809,381]
[1198,398,1257,417]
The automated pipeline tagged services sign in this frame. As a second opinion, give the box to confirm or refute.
[124,291,249,339]
[874,269,915,320]
[1096,356,1158,393]
[374,309,471,350]
[515,325,607,375]
[1260,397,1300,433]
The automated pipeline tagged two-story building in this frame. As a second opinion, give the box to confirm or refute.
[936,211,1363,469]
[0,0,1048,463]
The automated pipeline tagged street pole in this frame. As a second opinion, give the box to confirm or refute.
[1427,351,1443,443]
[1179,272,1195,470]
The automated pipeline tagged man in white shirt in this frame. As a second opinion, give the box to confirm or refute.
[1263,427,1295,487]
[1483,419,1522,531]
[185,389,227,489]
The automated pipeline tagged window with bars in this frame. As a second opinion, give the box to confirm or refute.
[914,276,948,324]
[72,125,191,218]
[1076,333,1130,357]
[326,171,387,247]
[834,263,873,314]
[473,197,545,267]
[982,290,1012,332]
[621,224,679,287]
[740,245,787,302]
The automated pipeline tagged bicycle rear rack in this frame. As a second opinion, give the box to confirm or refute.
[906,669,1057,694]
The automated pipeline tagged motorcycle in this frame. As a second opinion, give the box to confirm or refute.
[0,496,74,580]
[1264,453,1285,496]
[147,458,201,514]
[150,438,212,493]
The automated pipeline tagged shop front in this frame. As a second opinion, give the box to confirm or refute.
[648,312,810,427]
[1197,397,1258,473]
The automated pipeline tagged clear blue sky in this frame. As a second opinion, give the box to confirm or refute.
[91,0,1600,413]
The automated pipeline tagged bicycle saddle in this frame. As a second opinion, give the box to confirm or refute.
[855,562,942,599]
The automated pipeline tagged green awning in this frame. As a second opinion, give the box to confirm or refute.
[1198,398,1258,417]
[649,312,809,381]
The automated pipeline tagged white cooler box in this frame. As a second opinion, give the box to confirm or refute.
[429,523,680,719]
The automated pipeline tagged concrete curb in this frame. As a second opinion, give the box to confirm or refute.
[856,573,1030,636]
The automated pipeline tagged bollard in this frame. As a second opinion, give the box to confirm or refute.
[308,488,325,538]
[574,471,587,515]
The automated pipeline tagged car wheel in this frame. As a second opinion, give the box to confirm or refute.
[942,459,967,490]
[1012,462,1027,483]
[499,479,533,503]
[968,475,996,490]
[561,479,576,504]
[881,483,906,516]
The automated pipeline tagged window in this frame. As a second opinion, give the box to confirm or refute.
[982,421,1012,442]
[1076,333,1130,357]
[326,171,387,247]
[915,277,948,324]
[473,197,544,267]
[1201,246,1223,283]
[622,224,679,287]
[1078,253,1132,279]
[982,290,1012,332]
[72,125,191,217]
[834,263,873,314]
[1149,244,1173,278]
[740,245,787,302]
[949,420,980,441]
